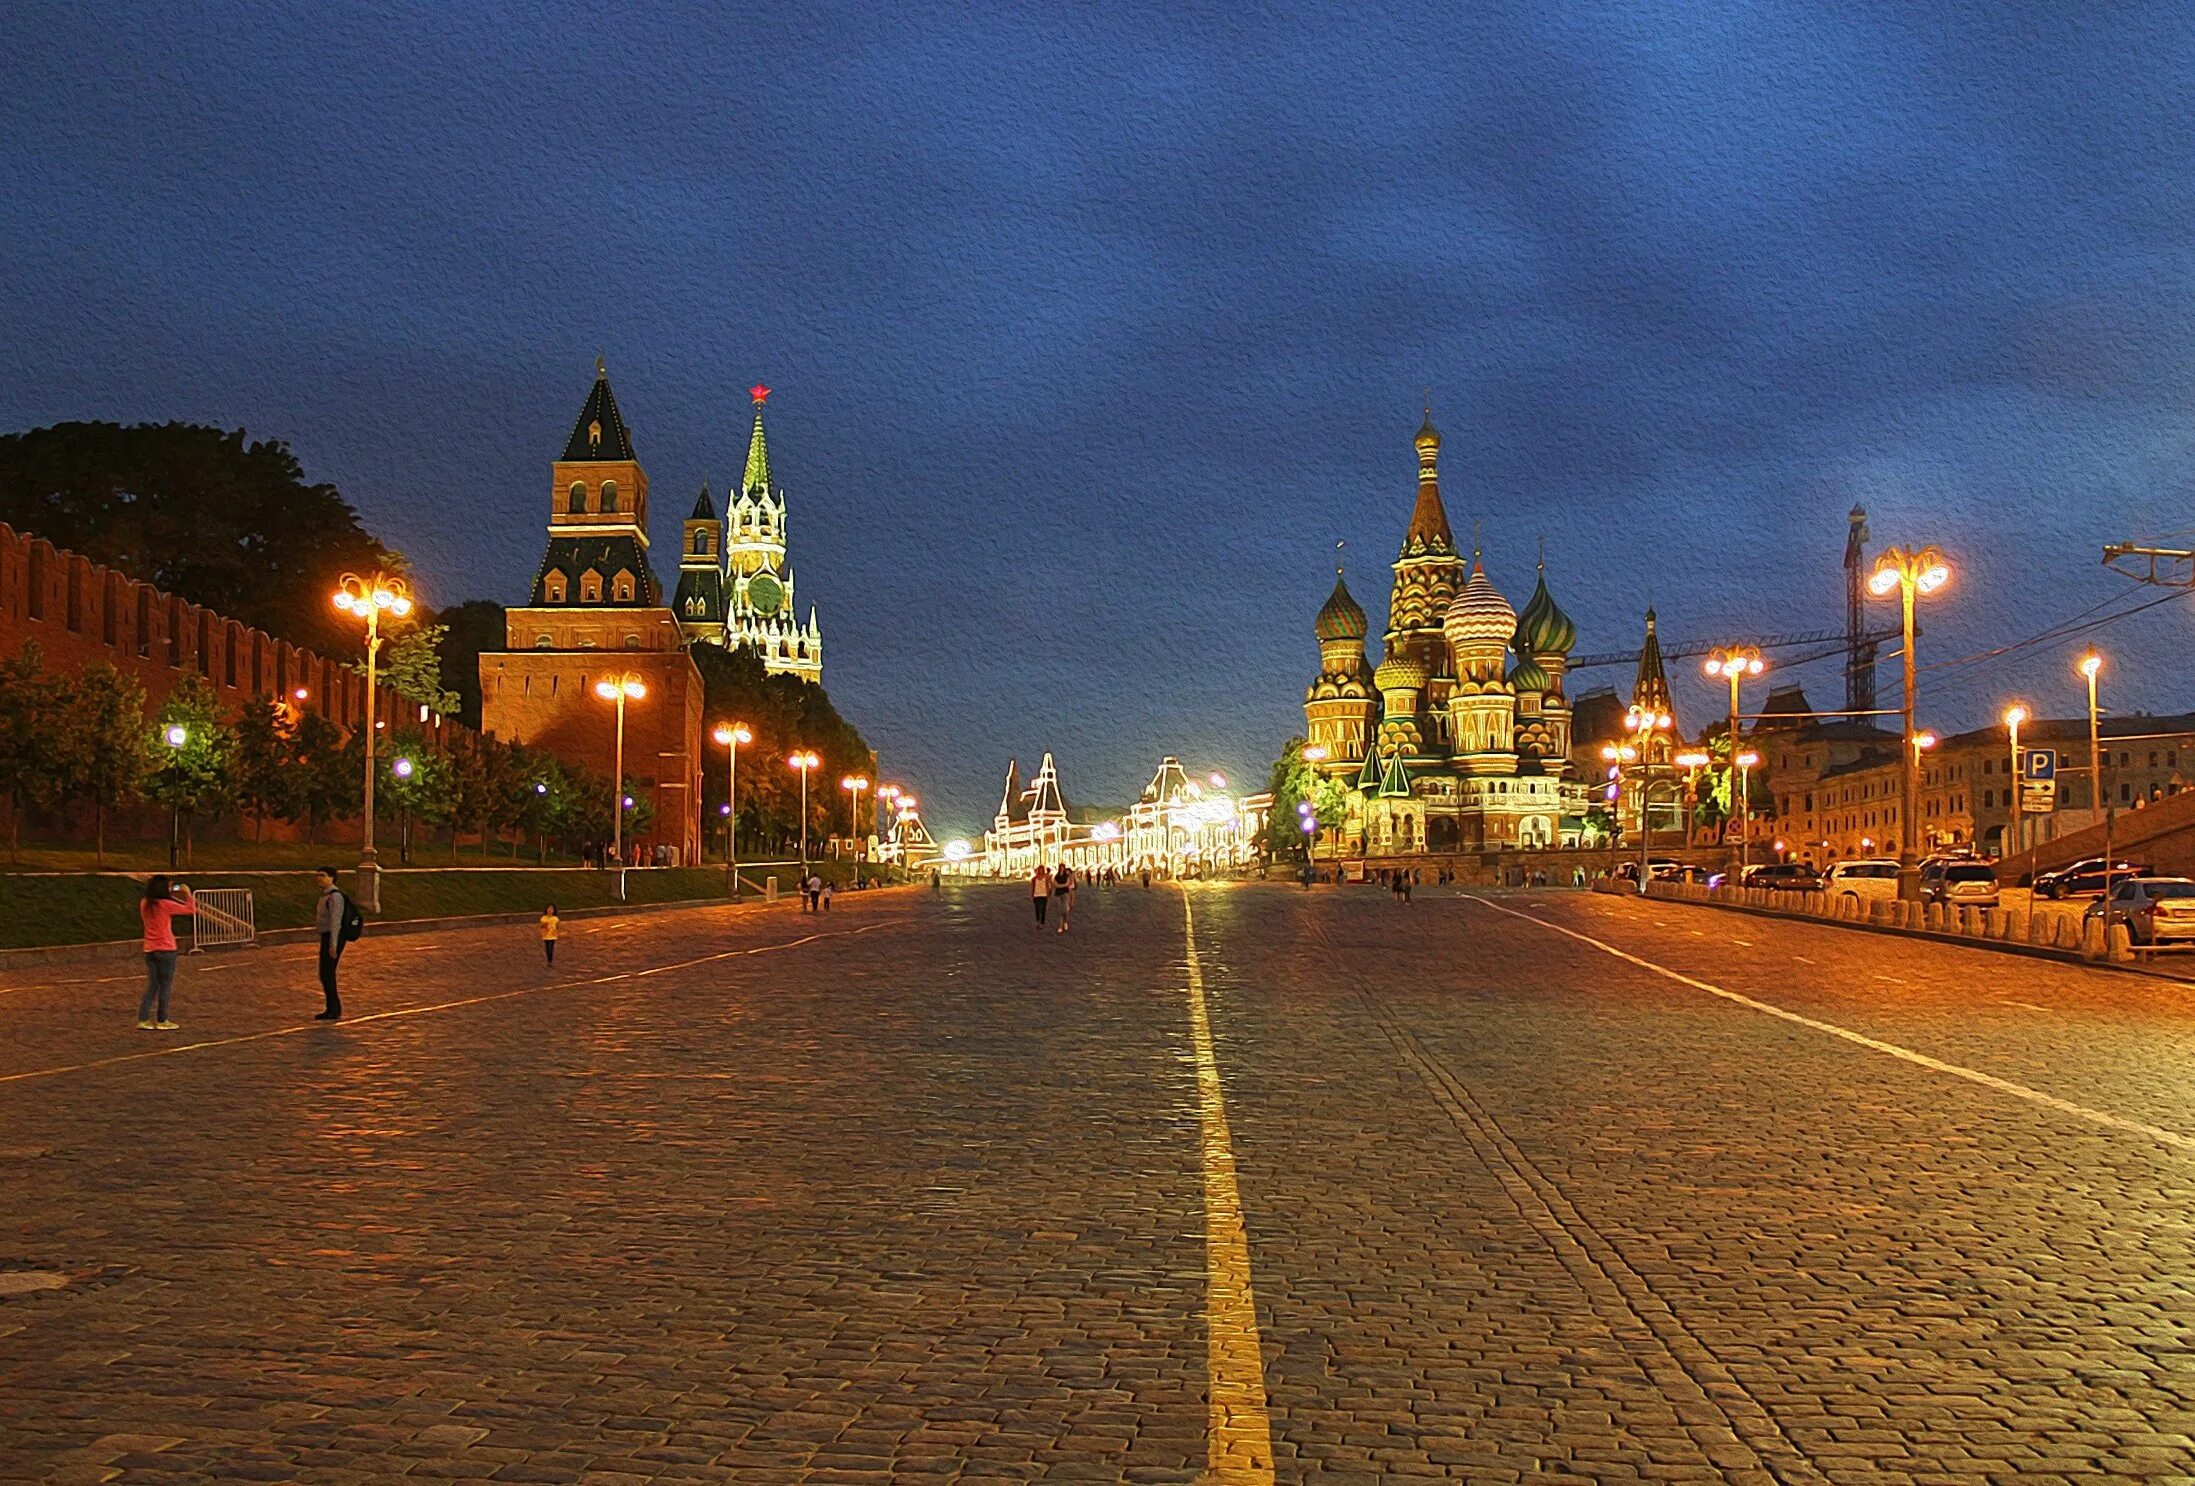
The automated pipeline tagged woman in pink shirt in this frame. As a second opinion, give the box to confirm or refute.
[138,875,195,1030]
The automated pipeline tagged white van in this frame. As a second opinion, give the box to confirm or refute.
[1824,859,1901,903]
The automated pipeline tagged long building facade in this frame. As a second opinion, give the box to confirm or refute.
[1303,410,1581,855]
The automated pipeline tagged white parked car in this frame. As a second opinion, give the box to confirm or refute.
[1824,859,1901,903]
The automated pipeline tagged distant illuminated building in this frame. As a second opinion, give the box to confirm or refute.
[963,753,1269,876]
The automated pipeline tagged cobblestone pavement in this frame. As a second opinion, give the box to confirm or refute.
[7,883,2195,1482]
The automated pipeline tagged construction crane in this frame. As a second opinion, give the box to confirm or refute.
[1568,625,1902,671]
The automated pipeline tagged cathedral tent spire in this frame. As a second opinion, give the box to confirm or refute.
[743,384,772,494]
[562,358,635,462]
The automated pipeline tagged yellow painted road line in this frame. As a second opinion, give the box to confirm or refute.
[0,921,897,1088]
[1181,891,1274,1483]
[1467,895,2195,1156]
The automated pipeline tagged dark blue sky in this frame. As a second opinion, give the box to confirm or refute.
[8,3,2195,834]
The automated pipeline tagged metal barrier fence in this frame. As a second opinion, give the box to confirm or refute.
[188,888,256,951]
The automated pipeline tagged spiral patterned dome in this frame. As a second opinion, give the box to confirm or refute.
[1507,653,1551,693]
[1516,566,1576,657]
[1442,562,1516,646]
[1314,573,1368,643]
[1372,654,1428,693]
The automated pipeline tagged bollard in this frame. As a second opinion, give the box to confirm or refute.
[766,874,779,903]
[2108,923,2134,963]
[2081,917,2104,958]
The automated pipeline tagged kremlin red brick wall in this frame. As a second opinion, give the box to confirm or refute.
[0,521,425,740]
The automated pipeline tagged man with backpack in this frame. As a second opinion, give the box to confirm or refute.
[314,866,361,1021]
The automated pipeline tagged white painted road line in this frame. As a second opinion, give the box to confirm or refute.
[1467,895,2195,1158]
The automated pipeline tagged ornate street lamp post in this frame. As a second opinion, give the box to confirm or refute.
[713,722,751,897]
[1675,750,1711,851]
[594,673,646,899]
[1734,750,1761,876]
[1869,544,1951,901]
[331,571,414,912]
[841,775,869,869]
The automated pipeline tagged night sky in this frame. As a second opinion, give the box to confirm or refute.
[7,3,2195,835]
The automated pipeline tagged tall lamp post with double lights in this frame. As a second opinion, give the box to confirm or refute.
[594,673,646,897]
[2080,649,2116,950]
[2002,704,2028,859]
[713,722,751,897]
[1869,544,1951,901]
[1675,750,1711,850]
[1733,750,1763,876]
[841,775,869,866]
[788,751,820,873]
[332,571,414,912]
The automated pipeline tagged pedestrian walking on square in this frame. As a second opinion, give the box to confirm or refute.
[137,875,195,1030]
[1054,864,1074,933]
[540,903,560,966]
[313,866,356,1021]
[1032,864,1053,926]
[805,871,823,912]
[821,880,834,912]
[931,867,943,897]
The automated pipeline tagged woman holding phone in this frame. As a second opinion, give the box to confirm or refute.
[138,875,196,1030]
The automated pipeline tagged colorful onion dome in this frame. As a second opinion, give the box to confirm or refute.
[1372,653,1427,692]
[1314,572,1368,643]
[1441,561,1516,646]
[1508,653,1551,693]
[1516,565,1576,657]
[1414,409,1441,455]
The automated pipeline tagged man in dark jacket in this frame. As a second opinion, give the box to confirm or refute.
[314,867,346,1021]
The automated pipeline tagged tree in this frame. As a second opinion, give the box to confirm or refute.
[52,663,150,868]
[434,600,506,730]
[292,713,356,843]
[233,698,306,842]
[0,644,68,863]
[1263,737,1347,863]
[365,623,461,719]
[379,727,454,864]
[687,641,876,854]
[512,750,569,863]
[144,674,238,867]
[0,422,398,654]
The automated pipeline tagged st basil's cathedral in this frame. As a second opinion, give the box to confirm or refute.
[1303,410,1584,855]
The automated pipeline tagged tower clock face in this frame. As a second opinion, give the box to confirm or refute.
[746,572,784,616]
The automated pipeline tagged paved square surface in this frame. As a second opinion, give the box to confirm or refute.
[6,881,2195,1482]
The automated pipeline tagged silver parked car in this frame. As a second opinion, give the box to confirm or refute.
[1921,860,1999,909]
[2084,877,2195,945]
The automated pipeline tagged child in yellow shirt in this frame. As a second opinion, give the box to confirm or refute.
[540,905,560,965]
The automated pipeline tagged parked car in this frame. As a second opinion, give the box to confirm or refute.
[1921,860,2000,909]
[2036,858,2153,899]
[2083,877,2195,944]
[1824,858,1901,903]
[1747,862,1824,893]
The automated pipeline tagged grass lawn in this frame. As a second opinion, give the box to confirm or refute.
[0,837,591,873]
[0,860,884,949]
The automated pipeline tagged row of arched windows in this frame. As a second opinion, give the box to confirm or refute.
[568,480,620,514]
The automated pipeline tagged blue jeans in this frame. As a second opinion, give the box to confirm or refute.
[139,951,178,1021]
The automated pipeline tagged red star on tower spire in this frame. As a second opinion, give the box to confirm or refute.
[749,384,771,405]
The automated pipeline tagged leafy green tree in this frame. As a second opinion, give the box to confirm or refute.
[513,750,569,863]
[0,422,397,654]
[52,663,151,868]
[233,698,306,841]
[687,641,876,854]
[292,712,356,843]
[0,644,68,863]
[145,674,238,867]
[379,727,454,864]
[363,623,460,719]
[1263,737,1348,863]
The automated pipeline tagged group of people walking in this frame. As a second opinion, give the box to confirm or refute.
[1029,863,1079,931]
[138,867,354,1029]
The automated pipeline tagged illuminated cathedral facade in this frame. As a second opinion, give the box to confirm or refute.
[674,385,824,682]
[1303,410,1578,854]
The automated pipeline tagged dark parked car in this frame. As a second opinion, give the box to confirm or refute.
[2036,859,2152,899]
[1747,863,1824,893]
